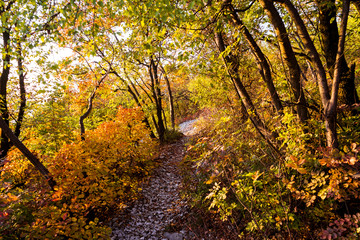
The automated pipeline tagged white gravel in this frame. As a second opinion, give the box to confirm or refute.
[179,119,198,136]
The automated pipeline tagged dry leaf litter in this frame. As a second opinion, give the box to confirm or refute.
[110,120,198,240]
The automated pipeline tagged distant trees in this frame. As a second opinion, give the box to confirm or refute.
[0,0,58,157]
[53,0,179,143]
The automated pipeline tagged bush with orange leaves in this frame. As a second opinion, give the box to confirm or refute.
[0,107,157,239]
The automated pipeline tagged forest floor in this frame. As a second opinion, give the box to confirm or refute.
[109,120,199,240]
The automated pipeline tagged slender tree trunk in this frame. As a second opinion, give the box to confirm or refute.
[315,0,338,74]
[149,57,165,142]
[112,70,156,138]
[0,29,11,159]
[162,109,168,131]
[215,31,275,141]
[280,0,350,147]
[0,116,56,189]
[151,114,159,137]
[79,92,95,141]
[129,80,158,138]
[324,0,351,148]
[228,4,283,114]
[14,42,26,138]
[161,66,175,129]
[126,85,157,138]
[258,0,309,123]
[79,71,109,140]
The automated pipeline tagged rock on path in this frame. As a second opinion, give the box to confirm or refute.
[179,120,198,136]
[110,120,199,240]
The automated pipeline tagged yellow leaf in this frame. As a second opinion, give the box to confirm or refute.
[297,168,307,174]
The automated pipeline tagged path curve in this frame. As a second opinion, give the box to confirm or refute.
[110,120,198,240]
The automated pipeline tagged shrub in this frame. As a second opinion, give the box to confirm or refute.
[181,111,360,239]
[0,107,157,239]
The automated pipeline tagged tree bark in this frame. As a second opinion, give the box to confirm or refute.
[161,66,175,130]
[315,0,359,106]
[14,42,26,138]
[0,116,56,189]
[0,29,11,159]
[271,0,350,148]
[276,0,330,108]
[127,85,157,138]
[258,0,309,123]
[162,108,168,131]
[227,3,283,114]
[149,57,165,142]
[129,80,159,138]
[324,0,351,148]
[315,0,339,74]
[79,70,109,140]
[215,31,275,141]
[112,69,156,138]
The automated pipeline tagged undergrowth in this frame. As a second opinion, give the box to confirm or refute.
[180,109,360,239]
[0,107,157,239]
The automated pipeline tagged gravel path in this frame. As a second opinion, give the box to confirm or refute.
[110,120,198,240]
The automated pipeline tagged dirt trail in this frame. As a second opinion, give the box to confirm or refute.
[110,120,198,240]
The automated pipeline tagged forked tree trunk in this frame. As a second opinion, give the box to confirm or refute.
[324,0,350,148]
[276,0,330,107]
[315,0,359,106]
[149,57,165,142]
[80,70,109,140]
[278,0,350,148]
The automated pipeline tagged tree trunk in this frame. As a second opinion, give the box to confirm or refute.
[258,0,309,123]
[0,29,11,159]
[316,0,359,106]
[112,69,157,138]
[79,70,109,140]
[14,43,27,138]
[324,0,351,148]
[339,63,359,106]
[79,92,94,141]
[0,116,56,189]
[127,84,157,138]
[162,109,168,131]
[215,31,275,141]
[161,66,175,130]
[277,0,330,108]
[149,57,165,142]
[228,4,283,114]
[129,80,159,139]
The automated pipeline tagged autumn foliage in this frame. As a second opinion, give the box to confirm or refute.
[180,108,360,239]
[0,107,157,239]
